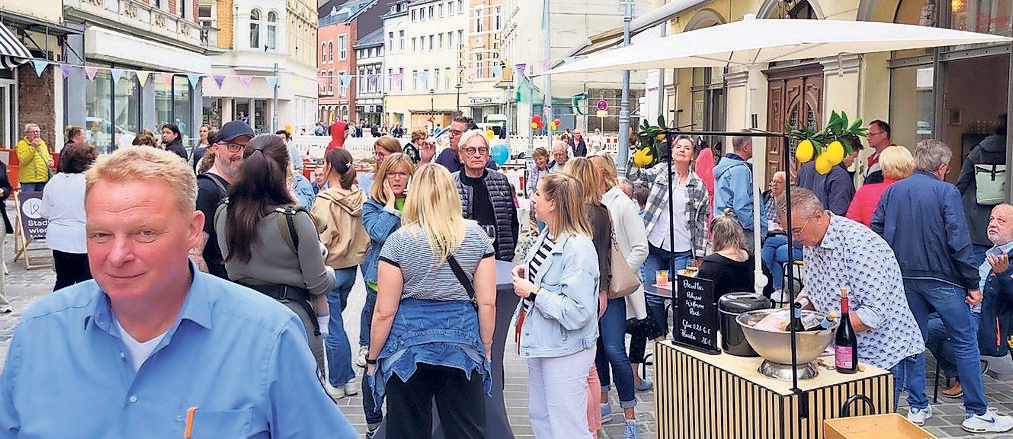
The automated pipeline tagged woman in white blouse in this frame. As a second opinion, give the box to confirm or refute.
[41,142,96,291]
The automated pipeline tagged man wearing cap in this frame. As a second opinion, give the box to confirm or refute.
[192,120,254,279]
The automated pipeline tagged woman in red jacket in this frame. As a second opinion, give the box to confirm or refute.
[846,145,914,226]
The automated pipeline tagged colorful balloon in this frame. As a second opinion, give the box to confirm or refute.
[490,143,510,165]
[549,122,557,131]
[553,119,561,127]
[531,122,539,129]
[485,130,495,140]
[532,114,542,122]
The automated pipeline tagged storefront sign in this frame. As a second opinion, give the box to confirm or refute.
[469,96,506,105]
[674,274,719,354]
[18,191,48,240]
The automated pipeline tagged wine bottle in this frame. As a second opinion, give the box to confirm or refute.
[787,302,807,332]
[810,312,837,331]
[835,289,859,373]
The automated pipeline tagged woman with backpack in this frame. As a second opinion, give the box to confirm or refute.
[311,148,371,398]
[215,134,335,373]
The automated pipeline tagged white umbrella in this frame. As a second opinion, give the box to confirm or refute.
[543,14,1011,295]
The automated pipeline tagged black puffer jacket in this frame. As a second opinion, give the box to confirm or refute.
[956,134,1006,246]
[453,169,519,261]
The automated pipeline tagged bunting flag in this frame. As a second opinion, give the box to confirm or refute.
[238,75,253,88]
[110,68,124,85]
[160,72,174,87]
[213,74,226,89]
[136,71,150,86]
[84,66,98,81]
[31,60,47,77]
[293,75,302,88]
[367,74,378,89]
[491,65,503,78]
[514,63,527,77]
[186,73,201,89]
[539,58,552,72]
[418,70,429,87]
[60,64,73,79]
[391,72,404,87]
[338,73,351,88]
[265,75,278,90]
[466,67,476,80]
[317,75,328,87]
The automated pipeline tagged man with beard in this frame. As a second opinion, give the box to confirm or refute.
[192,120,254,279]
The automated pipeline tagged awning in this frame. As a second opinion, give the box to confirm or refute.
[0,22,31,70]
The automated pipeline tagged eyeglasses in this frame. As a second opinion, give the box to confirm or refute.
[386,171,410,180]
[866,131,884,137]
[224,142,248,153]
[791,215,816,237]
[462,147,489,156]
[448,129,464,136]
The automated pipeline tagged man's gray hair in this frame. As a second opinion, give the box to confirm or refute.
[457,129,489,151]
[552,140,569,155]
[776,187,823,219]
[913,139,953,172]
[731,135,751,151]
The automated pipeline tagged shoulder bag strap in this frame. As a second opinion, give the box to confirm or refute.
[447,255,478,309]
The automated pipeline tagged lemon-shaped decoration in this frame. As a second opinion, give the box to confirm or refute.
[656,133,666,141]
[824,140,845,165]
[795,139,815,163]
[814,153,833,175]
[633,148,654,167]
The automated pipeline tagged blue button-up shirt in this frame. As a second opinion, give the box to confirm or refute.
[0,265,356,439]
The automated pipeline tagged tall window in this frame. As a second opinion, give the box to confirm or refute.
[338,35,347,59]
[449,31,454,48]
[358,67,366,93]
[438,3,443,17]
[321,43,326,62]
[420,7,426,20]
[250,9,261,48]
[266,11,277,49]
[434,68,441,90]
[429,35,434,51]
[412,37,417,51]
[399,30,405,50]
[429,6,434,17]
[399,68,404,91]
[458,0,463,14]
[439,33,444,48]
[328,41,333,62]
[475,8,483,32]
[411,9,416,21]
[448,1,454,14]
[388,31,394,49]
[388,68,393,91]
[413,70,418,91]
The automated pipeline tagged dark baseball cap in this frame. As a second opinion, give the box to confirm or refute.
[215,120,255,143]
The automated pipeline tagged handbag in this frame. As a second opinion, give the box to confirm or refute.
[608,231,642,299]
[974,164,1005,205]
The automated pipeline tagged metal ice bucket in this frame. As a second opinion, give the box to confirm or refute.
[735,308,840,365]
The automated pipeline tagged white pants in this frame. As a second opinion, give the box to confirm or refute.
[528,347,596,439]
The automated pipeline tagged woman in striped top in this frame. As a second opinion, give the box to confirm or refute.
[511,172,601,438]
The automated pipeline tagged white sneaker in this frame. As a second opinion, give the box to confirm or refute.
[770,290,788,304]
[328,383,346,399]
[356,345,368,368]
[907,405,933,425]
[963,408,1013,433]
[343,381,358,396]
[0,305,11,314]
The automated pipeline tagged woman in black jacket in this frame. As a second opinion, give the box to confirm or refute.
[160,123,188,161]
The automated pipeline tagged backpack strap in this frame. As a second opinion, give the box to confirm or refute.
[275,205,308,253]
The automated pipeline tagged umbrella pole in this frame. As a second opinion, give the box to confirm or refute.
[782,132,807,419]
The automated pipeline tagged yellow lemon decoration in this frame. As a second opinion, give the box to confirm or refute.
[824,140,845,165]
[656,134,666,141]
[633,148,654,167]
[795,139,815,163]
[814,154,833,175]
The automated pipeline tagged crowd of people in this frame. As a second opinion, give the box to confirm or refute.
[1,112,1012,438]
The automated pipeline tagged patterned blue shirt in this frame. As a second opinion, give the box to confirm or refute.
[0,264,357,439]
[800,214,925,370]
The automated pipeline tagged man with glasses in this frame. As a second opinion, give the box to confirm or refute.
[779,187,927,425]
[435,115,500,173]
[865,120,893,184]
[452,129,519,261]
[873,139,1013,432]
[192,120,255,279]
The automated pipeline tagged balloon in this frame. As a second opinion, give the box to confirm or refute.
[284,124,292,133]
[531,122,539,129]
[490,143,510,165]
[549,122,557,131]
[537,121,545,130]
[553,119,561,126]
[485,130,495,140]
[532,114,542,122]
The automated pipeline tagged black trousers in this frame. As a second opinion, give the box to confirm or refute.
[52,250,92,291]
[385,363,485,439]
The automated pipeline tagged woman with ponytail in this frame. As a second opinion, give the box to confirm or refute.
[311,148,370,398]
[214,134,335,373]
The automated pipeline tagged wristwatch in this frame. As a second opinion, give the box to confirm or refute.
[365,357,377,365]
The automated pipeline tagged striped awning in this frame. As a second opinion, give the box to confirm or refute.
[0,21,30,70]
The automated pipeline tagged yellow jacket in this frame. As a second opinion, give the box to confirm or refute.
[16,138,52,184]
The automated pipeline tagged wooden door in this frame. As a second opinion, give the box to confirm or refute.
[765,65,824,185]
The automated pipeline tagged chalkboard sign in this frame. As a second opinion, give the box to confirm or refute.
[672,274,720,354]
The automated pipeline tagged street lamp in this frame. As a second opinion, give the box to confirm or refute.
[455,83,462,114]
[430,89,435,113]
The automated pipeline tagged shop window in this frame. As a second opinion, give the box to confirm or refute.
[691,67,726,148]
[339,35,347,59]
[173,76,192,140]
[254,100,267,134]
[267,11,278,50]
[114,74,140,149]
[951,0,1012,36]
[86,70,113,153]
[889,66,935,148]
[250,9,261,49]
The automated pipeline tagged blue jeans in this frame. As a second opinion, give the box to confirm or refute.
[889,353,929,411]
[761,235,803,291]
[596,298,636,408]
[325,267,357,387]
[926,311,982,380]
[641,245,693,337]
[903,278,987,416]
[20,182,46,192]
[359,278,377,348]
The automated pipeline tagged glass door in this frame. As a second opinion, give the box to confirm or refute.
[0,80,14,150]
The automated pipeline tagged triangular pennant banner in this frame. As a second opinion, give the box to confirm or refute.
[161,72,174,87]
[338,74,351,88]
[186,73,201,89]
[514,63,527,77]
[491,65,503,78]
[367,74,378,89]
[238,75,253,88]
[391,72,404,87]
[466,67,476,80]
[136,71,150,86]
[60,64,73,79]
[84,66,98,81]
[265,76,278,90]
[31,60,48,77]
[213,74,226,89]
[110,68,124,84]
[317,75,328,87]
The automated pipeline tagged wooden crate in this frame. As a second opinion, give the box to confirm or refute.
[654,340,894,439]
[824,414,936,439]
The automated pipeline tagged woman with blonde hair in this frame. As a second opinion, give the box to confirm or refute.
[359,152,415,434]
[367,163,496,438]
[373,135,403,165]
[847,145,915,227]
[698,209,755,299]
[512,172,601,438]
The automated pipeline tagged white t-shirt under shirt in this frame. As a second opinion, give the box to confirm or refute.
[647,173,692,253]
[115,318,169,372]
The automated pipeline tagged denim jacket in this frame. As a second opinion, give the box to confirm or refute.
[361,198,401,285]
[517,231,600,358]
[371,299,492,403]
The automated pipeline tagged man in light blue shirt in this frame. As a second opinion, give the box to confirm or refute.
[0,147,356,438]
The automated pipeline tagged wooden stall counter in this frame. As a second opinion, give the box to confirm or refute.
[654,340,894,439]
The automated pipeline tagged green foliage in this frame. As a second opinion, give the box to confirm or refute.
[785,110,868,156]
[633,115,669,168]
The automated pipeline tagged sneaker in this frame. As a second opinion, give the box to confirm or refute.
[963,409,1013,433]
[356,345,368,368]
[600,403,613,423]
[343,381,358,397]
[982,359,990,376]
[328,383,346,400]
[0,305,11,314]
[634,378,653,392]
[623,419,640,439]
[907,405,933,425]
[770,290,788,304]
[365,423,380,439]
[941,379,963,399]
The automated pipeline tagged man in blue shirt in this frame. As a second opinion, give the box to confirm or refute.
[0,147,356,438]
[713,135,766,253]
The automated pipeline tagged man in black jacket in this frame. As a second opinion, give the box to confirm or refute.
[957,114,1008,267]
[569,129,588,157]
[452,129,518,261]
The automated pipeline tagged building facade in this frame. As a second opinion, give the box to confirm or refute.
[317,1,359,125]
[353,27,384,125]
[465,0,505,123]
